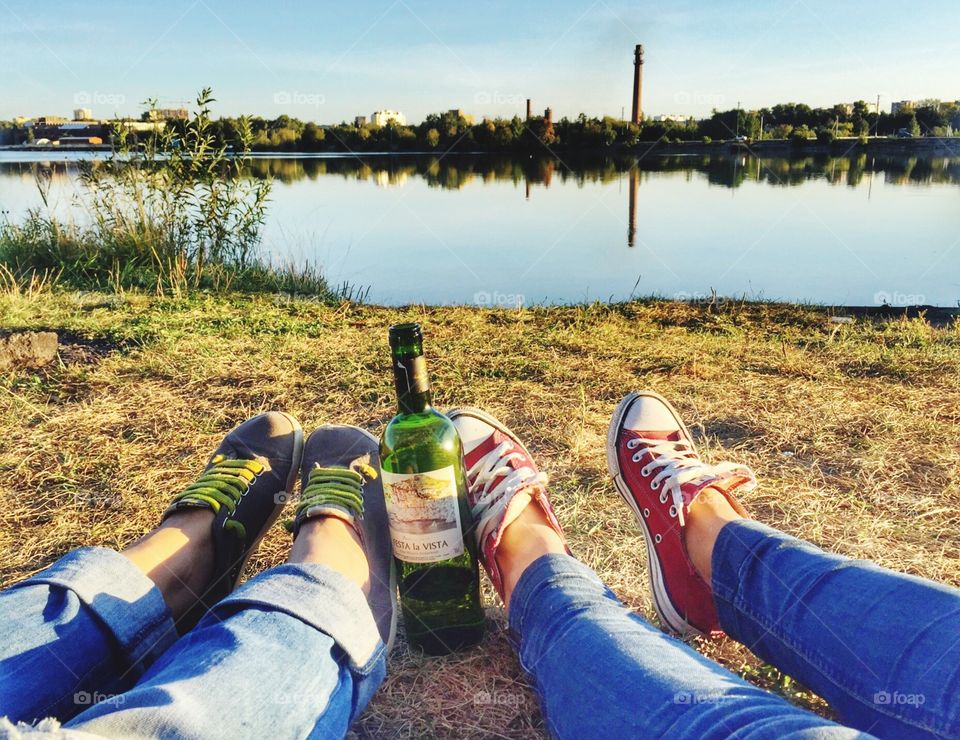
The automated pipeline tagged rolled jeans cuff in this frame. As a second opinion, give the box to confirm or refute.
[212,563,384,674]
[13,546,177,679]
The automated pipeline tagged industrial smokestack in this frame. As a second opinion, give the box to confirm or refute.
[632,44,644,125]
[544,108,553,127]
[526,98,532,121]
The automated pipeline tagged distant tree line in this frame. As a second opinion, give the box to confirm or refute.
[5,100,958,152]
[164,100,958,152]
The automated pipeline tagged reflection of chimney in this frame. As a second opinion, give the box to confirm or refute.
[526,98,532,121]
[544,160,554,188]
[628,167,639,247]
[631,44,644,125]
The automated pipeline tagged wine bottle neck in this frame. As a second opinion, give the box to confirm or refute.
[392,350,432,414]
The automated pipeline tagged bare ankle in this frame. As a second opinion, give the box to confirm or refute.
[122,509,215,621]
[495,502,566,610]
[289,517,371,595]
[683,488,744,584]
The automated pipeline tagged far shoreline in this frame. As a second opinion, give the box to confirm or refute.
[2,136,957,158]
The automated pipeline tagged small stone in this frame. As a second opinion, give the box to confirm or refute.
[0,331,59,371]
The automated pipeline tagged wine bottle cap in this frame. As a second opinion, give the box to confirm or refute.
[389,322,423,349]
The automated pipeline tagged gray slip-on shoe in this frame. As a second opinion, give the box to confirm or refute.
[163,411,304,630]
[290,425,398,651]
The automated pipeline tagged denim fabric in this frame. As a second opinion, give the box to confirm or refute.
[0,552,384,739]
[713,520,960,740]
[0,548,177,724]
[509,553,869,739]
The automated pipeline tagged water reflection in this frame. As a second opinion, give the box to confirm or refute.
[5,152,958,192]
[226,153,960,191]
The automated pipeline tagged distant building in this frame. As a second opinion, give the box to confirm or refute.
[36,121,106,141]
[371,109,406,126]
[146,108,188,122]
[35,116,68,126]
[650,114,689,123]
[891,100,914,115]
[58,136,103,146]
[354,115,367,127]
[73,108,93,121]
[448,109,475,124]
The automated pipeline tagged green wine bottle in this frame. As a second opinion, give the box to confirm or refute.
[379,322,484,655]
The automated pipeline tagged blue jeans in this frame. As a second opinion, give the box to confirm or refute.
[2,521,958,738]
[0,548,386,738]
[510,520,960,739]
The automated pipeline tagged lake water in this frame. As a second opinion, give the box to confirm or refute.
[1,151,958,306]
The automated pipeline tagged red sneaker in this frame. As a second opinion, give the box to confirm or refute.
[607,391,756,637]
[447,407,566,600]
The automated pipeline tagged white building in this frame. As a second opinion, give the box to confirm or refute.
[650,114,690,123]
[371,109,406,126]
[73,108,93,121]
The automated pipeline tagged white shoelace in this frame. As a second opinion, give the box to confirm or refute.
[626,437,752,527]
[466,440,548,544]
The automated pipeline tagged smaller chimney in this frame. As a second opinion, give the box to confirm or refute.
[526,98,532,120]
[544,108,553,126]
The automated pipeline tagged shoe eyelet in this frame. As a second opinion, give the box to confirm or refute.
[651,480,659,490]
[640,466,650,477]
[659,492,668,505]
[626,439,640,449]
[642,508,650,518]
[654,534,662,544]
[669,505,677,517]
[632,452,642,463]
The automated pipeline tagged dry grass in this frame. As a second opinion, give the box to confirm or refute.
[1,292,959,738]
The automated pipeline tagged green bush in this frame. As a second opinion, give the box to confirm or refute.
[0,89,335,298]
[816,129,836,144]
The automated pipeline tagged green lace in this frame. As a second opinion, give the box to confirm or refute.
[168,454,265,539]
[287,464,376,531]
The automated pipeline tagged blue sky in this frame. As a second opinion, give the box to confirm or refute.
[2,0,958,122]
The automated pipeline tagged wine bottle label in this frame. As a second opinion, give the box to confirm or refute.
[382,465,465,563]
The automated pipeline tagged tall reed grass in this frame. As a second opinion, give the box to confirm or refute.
[0,88,340,299]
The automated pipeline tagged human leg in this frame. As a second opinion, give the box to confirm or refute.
[452,408,861,739]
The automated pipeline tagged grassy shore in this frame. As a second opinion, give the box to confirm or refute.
[2,290,958,737]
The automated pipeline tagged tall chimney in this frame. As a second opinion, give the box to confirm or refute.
[631,44,644,125]
[544,108,553,127]
[526,98,532,121]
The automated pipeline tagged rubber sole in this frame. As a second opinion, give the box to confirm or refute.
[606,391,703,638]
